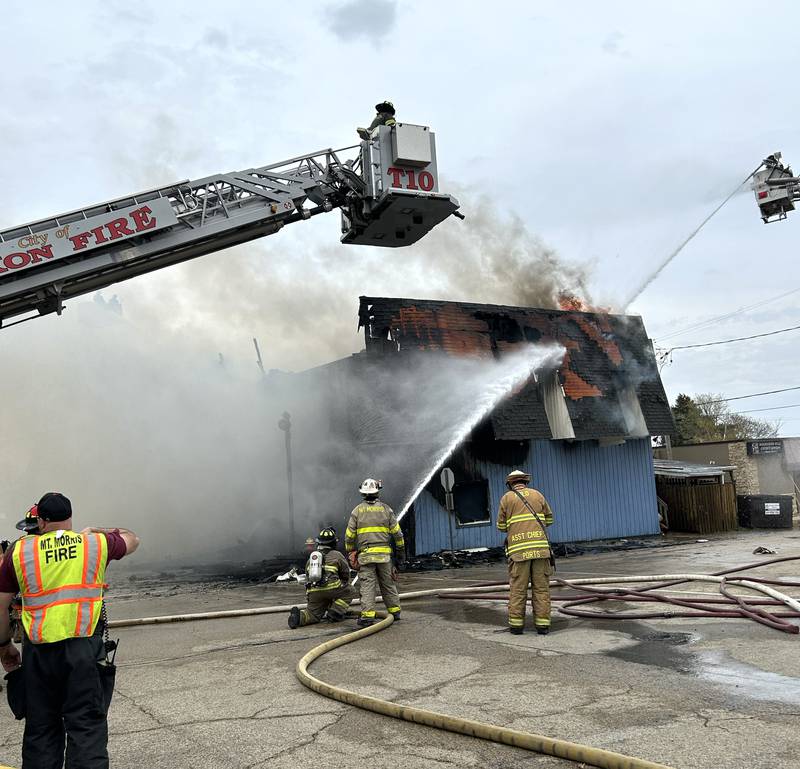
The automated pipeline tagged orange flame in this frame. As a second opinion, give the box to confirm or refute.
[558,292,586,311]
[557,292,612,314]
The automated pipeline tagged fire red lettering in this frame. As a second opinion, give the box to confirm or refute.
[69,232,92,251]
[28,245,54,263]
[130,205,156,232]
[90,226,108,245]
[405,170,418,190]
[387,167,404,188]
[105,218,134,240]
[4,252,31,270]
[418,171,434,191]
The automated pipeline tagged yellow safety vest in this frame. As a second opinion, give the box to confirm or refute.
[12,530,108,644]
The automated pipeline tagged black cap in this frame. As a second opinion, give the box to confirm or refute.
[37,492,72,522]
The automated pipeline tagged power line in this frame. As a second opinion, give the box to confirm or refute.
[665,322,800,352]
[697,386,800,405]
[655,286,800,342]
[738,403,800,414]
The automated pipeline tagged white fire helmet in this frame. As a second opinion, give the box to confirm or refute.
[506,470,531,486]
[359,478,383,496]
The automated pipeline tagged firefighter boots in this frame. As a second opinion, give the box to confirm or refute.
[288,607,301,629]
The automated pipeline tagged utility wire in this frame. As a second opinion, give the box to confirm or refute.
[738,403,800,414]
[666,322,800,351]
[697,386,800,405]
[655,286,800,342]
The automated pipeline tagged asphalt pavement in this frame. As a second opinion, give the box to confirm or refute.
[3,529,800,769]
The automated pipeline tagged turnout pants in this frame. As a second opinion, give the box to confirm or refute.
[358,561,401,620]
[299,585,354,626]
[508,557,552,630]
[22,633,110,769]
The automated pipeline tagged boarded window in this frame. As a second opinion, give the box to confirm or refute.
[454,480,490,526]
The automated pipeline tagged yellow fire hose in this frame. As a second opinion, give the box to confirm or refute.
[296,613,675,769]
[107,569,800,767]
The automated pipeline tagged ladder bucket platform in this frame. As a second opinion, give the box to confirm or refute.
[341,189,459,246]
[341,123,460,247]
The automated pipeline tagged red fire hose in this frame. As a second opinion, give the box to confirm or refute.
[437,555,800,634]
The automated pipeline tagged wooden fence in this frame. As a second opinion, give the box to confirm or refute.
[656,481,738,535]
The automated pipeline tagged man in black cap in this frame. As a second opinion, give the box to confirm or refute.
[0,492,140,768]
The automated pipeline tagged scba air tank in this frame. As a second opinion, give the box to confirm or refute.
[307,550,324,584]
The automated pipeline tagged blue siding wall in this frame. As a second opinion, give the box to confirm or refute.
[412,438,659,555]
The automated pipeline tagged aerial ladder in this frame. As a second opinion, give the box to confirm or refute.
[0,123,460,327]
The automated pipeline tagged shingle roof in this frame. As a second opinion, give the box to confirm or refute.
[358,296,674,439]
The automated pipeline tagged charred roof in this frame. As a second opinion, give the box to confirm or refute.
[358,296,674,440]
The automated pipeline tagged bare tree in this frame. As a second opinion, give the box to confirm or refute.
[673,393,780,443]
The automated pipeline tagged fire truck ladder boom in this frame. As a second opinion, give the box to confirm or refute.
[0,124,460,327]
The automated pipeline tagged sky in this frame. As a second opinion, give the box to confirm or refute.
[2,1,800,534]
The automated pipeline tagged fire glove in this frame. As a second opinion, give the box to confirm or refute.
[347,551,360,571]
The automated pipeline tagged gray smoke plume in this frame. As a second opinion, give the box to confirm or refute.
[0,170,590,563]
[0,307,562,565]
[110,182,592,371]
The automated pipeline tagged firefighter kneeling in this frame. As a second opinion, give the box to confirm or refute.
[288,528,353,628]
[346,478,405,627]
[497,470,555,635]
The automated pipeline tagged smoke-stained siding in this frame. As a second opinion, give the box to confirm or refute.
[412,438,659,554]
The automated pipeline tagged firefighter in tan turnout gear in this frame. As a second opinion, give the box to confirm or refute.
[346,478,405,626]
[288,527,353,629]
[357,100,397,139]
[497,470,555,635]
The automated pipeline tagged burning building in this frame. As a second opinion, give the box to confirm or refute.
[273,296,674,556]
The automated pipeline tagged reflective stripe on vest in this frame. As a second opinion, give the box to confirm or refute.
[12,532,108,644]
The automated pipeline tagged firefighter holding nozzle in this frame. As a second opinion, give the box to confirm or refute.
[288,527,353,628]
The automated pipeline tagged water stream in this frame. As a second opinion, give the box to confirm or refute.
[397,343,565,520]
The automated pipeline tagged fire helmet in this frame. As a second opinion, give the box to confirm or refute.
[16,504,40,533]
[316,527,338,548]
[375,100,395,115]
[359,478,383,497]
[506,470,531,487]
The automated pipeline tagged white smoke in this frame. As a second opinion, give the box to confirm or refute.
[0,186,590,563]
